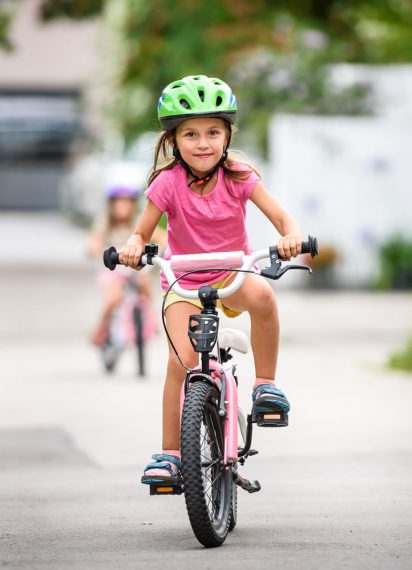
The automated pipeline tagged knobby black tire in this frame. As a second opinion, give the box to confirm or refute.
[181,381,232,548]
[228,474,237,531]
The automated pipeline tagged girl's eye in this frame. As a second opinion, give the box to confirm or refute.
[185,131,196,138]
[210,130,219,136]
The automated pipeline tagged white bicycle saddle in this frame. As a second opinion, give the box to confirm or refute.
[218,328,249,354]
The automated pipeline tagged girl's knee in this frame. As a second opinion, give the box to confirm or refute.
[248,282,277,315]
[167,351,197,376]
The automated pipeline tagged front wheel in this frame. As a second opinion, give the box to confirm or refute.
[181,381,232,548]
[101,336,120,374]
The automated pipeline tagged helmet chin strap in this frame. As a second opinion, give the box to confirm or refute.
[173,145,229,188]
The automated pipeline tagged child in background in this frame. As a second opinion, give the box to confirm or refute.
[119,75,303,483]
[89,184,156,347]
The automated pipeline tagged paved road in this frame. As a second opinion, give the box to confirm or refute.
[1,215,412,568]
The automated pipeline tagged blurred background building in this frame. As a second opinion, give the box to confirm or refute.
[0,0,105,210]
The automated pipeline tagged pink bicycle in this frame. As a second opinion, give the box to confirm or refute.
[104,237,318,548]
[100,274,153,377]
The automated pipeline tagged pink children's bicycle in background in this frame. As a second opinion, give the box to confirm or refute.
[104,237,318,547]
[101,273,157,377]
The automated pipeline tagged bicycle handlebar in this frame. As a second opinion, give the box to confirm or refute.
[301,236,318,257]
[103,235,318,300]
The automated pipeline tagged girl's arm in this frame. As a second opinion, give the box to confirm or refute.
[250,181,302,260]
[120,199,163,268]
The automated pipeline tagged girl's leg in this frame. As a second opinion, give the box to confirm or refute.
[143,301,198,480]
[162,301,199,450]
[92,279,125,345]
[223,274,279,380]
[223,274,290,414]
[102,279,125,322]
[135,272,152,301]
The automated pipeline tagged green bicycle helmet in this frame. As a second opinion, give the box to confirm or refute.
[158,74,237,130]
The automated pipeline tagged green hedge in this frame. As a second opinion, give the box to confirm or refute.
[376,235,412,290]
[389,337,412,373]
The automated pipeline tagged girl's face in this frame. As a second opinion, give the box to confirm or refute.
[110,197,135,223]
[174,117,228,177]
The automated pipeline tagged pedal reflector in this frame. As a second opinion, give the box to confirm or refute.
[252,410,288,427]
[149,482,184,496]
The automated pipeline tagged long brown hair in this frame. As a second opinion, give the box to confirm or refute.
[147,123,260,187]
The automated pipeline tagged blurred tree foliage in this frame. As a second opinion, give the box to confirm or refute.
[0,1,14,51]
[39,0,104,20]
[33,0,412,148]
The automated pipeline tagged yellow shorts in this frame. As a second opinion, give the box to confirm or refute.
[163,273,242,318]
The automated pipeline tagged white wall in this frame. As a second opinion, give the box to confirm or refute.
[266,66,412,287]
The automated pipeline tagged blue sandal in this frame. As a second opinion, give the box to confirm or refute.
[252,384,290,415]
[141,453,181,485]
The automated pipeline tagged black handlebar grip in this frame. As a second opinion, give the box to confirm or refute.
[103,246,120,271]
[301,235,318,258]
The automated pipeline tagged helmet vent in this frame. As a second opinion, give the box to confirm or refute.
[198,90,205,102]
[180,99,191,109]
[216,96,223,107]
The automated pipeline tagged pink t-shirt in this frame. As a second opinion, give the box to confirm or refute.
[145,163,259,290]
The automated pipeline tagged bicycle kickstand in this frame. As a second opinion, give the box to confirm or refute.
[233,471,261,493]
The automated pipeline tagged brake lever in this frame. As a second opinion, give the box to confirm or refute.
[260,246,312,281]
[275,264,312,279]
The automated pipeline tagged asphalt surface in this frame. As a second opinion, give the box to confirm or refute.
[1,213,412,569]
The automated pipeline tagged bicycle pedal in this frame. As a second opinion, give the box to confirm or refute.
[149,482,184,496]
[253,411,288,427]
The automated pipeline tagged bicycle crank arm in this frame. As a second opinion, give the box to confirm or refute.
[233,472,261,493]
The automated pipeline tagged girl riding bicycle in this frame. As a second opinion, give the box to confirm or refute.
[119,75,303,482]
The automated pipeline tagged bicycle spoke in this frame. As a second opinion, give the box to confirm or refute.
[201,456,220,469]
[202,466,221,488]
[204,470,223,494]
[204,477,222,518]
